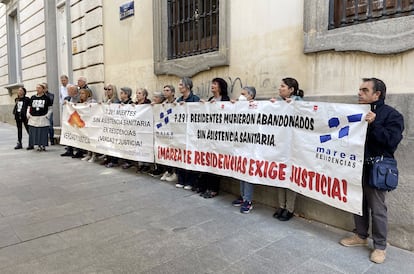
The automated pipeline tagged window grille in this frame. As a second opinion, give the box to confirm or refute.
[329,0,414,29]
[167,0,219,59]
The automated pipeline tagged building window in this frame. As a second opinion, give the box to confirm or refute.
[329,0,414,29]
[153,0,228,77]
[168,0,219,59]
[7,9,22,84]
[303,0,414,54]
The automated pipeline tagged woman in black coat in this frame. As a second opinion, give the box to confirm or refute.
[13,87,31,149]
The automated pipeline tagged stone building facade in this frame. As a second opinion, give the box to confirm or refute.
[0,0,413,250]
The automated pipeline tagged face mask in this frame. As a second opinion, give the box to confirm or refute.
[238,95,247,101]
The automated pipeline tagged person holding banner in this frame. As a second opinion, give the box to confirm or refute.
[105,87,134,168]
[61,85,80,157]
[199,77,230,198]
[272,77,304,221]
[175,77,200,190]
[231,86,257,213]
[159,85,178,182]
[104,84,120,104]
[340,78,404,264]
[79,88,97,162]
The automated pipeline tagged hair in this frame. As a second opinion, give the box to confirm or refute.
[362,77,386,100]
[212,77,228,97]
[137,87,149,98]
[38,83,46,90]
[153,91,165,101]
[79,88,92,98]
[67,84,78,95]
[104,84,119,102]
[163,85,175,93]
[181,77,193,91]
[78,76,87,83]
[242,86,256,99]
[20,87,27,96]
[42,82,48,90]
[60,75,68,80]
[120,87,132,98]
[282,77,304,98]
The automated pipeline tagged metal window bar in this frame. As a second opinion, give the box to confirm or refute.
[168,0,219,59]
[329,0,414,29]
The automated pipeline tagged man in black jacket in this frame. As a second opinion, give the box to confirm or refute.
[340,78,404,264]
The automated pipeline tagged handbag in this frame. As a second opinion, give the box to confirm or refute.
[369,156,399,191]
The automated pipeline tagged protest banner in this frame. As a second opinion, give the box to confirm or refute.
[154,101,369,215]
[61,102,154,162]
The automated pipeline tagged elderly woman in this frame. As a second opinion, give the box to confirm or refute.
[104,84,120,103]
[13,87,31,149]
[231,86,257,213]
[27,83,53,151]
[78,89,97,161]
[175,77,200,190]
[272,77,304,221]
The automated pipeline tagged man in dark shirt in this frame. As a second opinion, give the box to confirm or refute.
[340,78,404,264]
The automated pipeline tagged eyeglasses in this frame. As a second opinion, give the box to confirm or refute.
[104,87,112,90]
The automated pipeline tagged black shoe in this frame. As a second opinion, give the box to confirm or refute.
[61,151,74,157]
[278,210,294,221]
[14,143,23,149]
[50,139,55,145]
[26,146,34,150]
[273,207,285,219]
[72,152,84,158]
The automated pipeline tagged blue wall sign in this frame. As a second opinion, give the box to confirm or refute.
[120,1,134,20]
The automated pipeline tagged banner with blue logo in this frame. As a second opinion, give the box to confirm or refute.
[154,101,369,215]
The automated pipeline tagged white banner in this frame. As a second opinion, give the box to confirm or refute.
[154,101,369,215]
[61,103,154,162]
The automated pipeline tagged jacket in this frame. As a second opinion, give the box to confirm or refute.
[365,99,404,159]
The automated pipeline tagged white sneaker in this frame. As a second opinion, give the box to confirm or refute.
[88,156,96,163]
[184,185,193,190]
[97,154,106,160]
[160,171,170,181]
[166,173,178,182]
[81,155,91,161]
[175,183,184,188]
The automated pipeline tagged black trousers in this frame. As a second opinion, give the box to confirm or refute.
[16,119,29,144]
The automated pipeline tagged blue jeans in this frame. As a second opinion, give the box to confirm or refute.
[240,181,253,202]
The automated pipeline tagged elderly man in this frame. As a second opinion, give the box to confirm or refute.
[340,78,404,264]
[61,85,79,157]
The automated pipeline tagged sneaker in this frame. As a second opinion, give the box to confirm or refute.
[105,162,116,168]
[41,146,46,151]
[165,173,178,182]
[141,166,152,173]
[232,197,243,207]
[81,155,91,161]
[14,143,22,149]
[37,146,42,151]
[184,185,193,190]
[160,171,170,181]
[88,155,96,163]
[149,169,163,178]
[72,152,84,158]
[340,234,368,247]
[122,162,132,169]
[175,183,184,188]
[370,249,386,264]
[240,201,253,214]
[277,210,294,221]
[61,151,73,157]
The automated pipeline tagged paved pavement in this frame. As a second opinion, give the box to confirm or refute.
[0,122,413,274]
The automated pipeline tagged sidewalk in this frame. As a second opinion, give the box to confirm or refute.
[0,122,413,273]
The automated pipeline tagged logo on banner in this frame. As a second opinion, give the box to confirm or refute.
[155,108,174,139]
[68,111,85,128]
[316,113,363,169]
